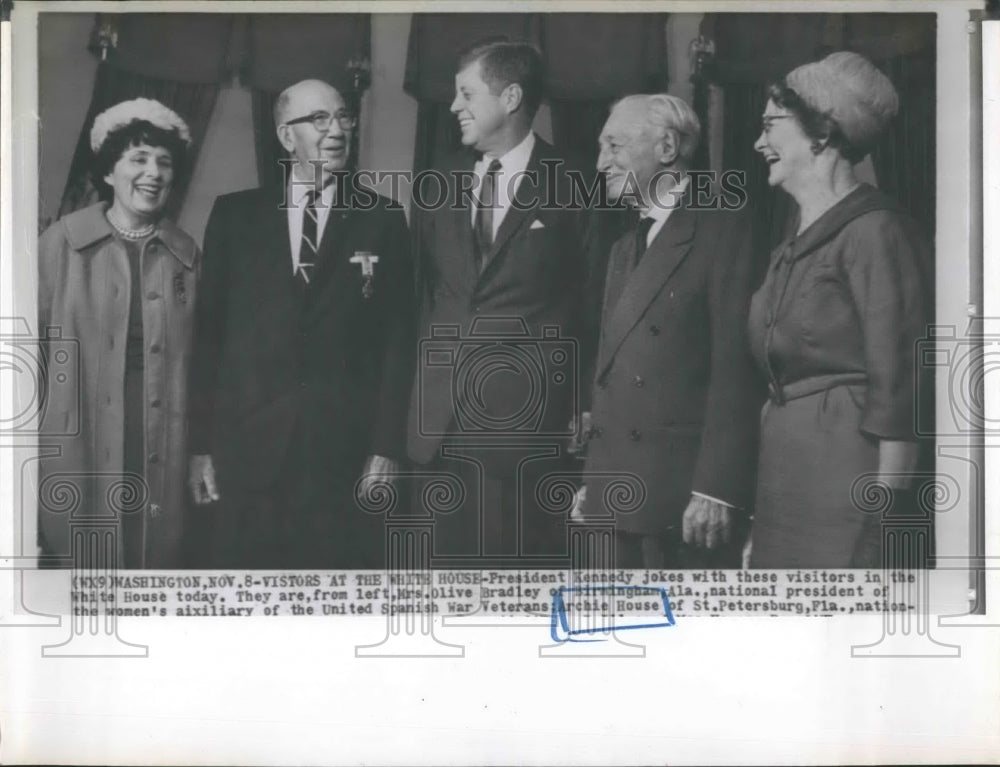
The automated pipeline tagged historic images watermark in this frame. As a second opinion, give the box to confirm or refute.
[276,159,750,214]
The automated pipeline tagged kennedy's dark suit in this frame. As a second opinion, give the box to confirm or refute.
[406,136,597,565]
[583,198,761,568]
[190,179,413,568]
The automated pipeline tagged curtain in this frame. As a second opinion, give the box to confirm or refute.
[55,14,236,224]
[869,54,936,241]
[549,99,613,164]
[719,81,797,278]
[706,12,935,272]
[246,14,371,191]
[251,90,284,190]
[56,60,219,223]
[404,13,668,174]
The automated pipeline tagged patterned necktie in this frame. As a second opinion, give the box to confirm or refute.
[297,190,319,285]
[633,215,655,268]
[474,159,502,272]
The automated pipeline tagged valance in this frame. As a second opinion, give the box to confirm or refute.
[95,13,371,92]
[404,13,668,103]
[702,13,935,85]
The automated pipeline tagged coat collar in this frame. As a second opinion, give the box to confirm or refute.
[63,202,197,269]
[783,183,903,261]
[476,134,557,279]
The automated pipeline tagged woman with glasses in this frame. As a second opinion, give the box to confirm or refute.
[746,52,929,568]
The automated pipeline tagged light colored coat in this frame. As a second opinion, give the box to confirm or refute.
[37,203,200,568]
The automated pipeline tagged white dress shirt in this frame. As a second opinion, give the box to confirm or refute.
[287,178,337,275]
[639,175,690,247]
[471,131,536,238]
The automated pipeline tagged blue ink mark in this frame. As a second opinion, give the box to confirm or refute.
[550,586,676,642]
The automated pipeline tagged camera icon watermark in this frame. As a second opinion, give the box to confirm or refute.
[915,320,1000,437]
[417,316,579,437]
[0,317,80,436]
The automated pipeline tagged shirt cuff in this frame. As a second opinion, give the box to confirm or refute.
[692,491,739,510]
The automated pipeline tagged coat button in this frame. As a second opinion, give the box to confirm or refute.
[148,452,160,464]
[650,325,660,335]
[633,375,644,388]
[150,343,161,354]
[146,291,160,300]
[630,429,641,441]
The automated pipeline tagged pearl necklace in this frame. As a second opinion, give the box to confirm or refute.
[106,208,155,240]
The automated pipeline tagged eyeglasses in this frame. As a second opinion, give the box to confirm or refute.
[761,115,793,133]
[284,110,358,132]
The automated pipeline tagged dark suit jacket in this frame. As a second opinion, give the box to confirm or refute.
[583,198,761,535]
[406,136,596,474]
[190,180,413,494]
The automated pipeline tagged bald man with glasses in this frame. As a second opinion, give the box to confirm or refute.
[188,79,414,569]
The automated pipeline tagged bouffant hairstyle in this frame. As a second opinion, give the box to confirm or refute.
[769,51,900,164]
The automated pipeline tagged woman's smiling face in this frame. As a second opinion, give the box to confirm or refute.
[104,142,175,223]
[753,99,815,190]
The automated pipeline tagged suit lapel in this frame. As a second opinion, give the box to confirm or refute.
[476,138,544,284]
[263,186,295,285]
[311,201,352,286]
[597,205,697,377]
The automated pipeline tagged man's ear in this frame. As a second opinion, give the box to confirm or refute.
[657,129,680,166]
[276,124,295,153]
[502,83,524,114]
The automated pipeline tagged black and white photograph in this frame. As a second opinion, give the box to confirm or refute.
[29,8,943,572]
[0,1,995,764]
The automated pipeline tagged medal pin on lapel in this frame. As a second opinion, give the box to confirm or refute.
[350,251,379,299]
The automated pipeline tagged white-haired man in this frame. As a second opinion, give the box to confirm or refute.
[575,94,761,568]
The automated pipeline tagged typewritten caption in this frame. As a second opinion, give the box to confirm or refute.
[68,570,920,618]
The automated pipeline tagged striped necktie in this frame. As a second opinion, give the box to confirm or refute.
[297,190,319,285]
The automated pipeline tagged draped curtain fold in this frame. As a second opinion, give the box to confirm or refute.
[56,61,219,223]
[246,14,371,190]
[405,13,668,174]
[251,90,283,190]
[55,14,235,223]
[56,13,372,223]
[706,12,935,263]
[869,53,936,240]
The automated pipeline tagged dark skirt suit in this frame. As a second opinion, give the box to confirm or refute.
[746,184,928,568]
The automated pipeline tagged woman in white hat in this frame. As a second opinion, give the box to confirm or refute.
[38,98,199,568]
[747,52,929,568]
